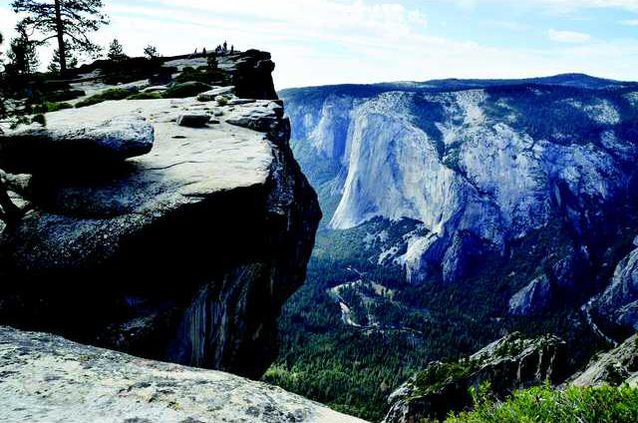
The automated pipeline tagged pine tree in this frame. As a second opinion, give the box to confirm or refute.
[107,39,127,61]
[48,43,77,73]
[11,0,109,74]
[6,22,40,75]
[0,31,6,120]
[0,31,22,226]
[143,45,160,60]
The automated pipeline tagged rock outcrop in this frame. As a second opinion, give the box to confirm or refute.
[0,326,364,423]
[0,52,321,380]
[0,115,154,170]
[586,238,638,337]
[572,333,638,387]
[384,333,567,423]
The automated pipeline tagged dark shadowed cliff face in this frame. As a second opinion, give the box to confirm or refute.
[0,51,321,380]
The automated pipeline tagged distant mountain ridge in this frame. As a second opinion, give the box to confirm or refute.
[281,73,637,97]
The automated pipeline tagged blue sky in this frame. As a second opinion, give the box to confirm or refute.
[1,0,638,88]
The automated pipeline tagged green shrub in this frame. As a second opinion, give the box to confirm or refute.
[31,114,46,126]
[162,82,211,99]
[128,92,163,100]
[175,68,212,84]
[75,88,136,108]
[446,384,638,423]
[45,102,73,113]
[174,65,229,85]
[217,96,229,106]
[44,89,85,102]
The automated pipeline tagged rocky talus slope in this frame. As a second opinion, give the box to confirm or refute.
[0,51,321,381]
[384,333,567,422]
[384,330,638,423]
[572,333,638,387]
[0,326,365,423]
[586,237,638,339]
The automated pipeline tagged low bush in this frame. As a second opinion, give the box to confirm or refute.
[446,384,638,423]
[162,82,211,99]
[128,92,163,100]
[75,88,136,108]
[45,102,73,113]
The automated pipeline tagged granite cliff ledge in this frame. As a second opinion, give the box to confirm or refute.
[0,50,321,380]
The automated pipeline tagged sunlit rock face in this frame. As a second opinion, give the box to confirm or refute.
[283,75,638,310]
[0,327,365,423]
[587,238,638,336]
[0,52,321,380]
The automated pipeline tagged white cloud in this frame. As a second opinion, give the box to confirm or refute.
[548,29,592,43]
[1,1,637,88]
[539,0,638,11]
[623,19,638,25]
[439,0,638,12]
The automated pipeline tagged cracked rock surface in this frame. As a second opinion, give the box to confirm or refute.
[0,94,320,380]
[0,326,365,423]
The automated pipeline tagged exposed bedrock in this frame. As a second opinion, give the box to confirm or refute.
[384,333,567,423]
[0,326,365,423]
[0,93,320,379]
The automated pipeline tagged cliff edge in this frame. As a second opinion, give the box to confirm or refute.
[0,50,321,380]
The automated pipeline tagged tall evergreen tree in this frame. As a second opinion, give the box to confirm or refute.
[143,45,160,60]
[107,38,127,61]
[6,22,40,75]
[11,0,108,74]
[48,42,77,73]
[0,31,6,119]
[0,32,22,226]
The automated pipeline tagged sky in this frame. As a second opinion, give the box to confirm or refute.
[1,0,638,89]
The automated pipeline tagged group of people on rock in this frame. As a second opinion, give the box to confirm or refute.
[193,41,235,57]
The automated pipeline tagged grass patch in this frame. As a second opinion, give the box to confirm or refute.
[128,92,163,100]
[44,102,73,113]
[162,82,212,99]
[75,88,136,108]
[446,384,638,423]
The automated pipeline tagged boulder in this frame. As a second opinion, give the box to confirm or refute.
[177,113,211,128]
[228,98,256,106]
[0,115,154,172]
[142,85,168,93]
[587,245,638,336]
[572,333,638,387]
[197,86,236,102]
[0,327,365,423]
[227,100,285,133]
[223,50,278,100]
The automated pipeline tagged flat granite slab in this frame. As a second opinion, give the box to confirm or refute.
[0,326,366,423]
[1,98,277,271]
